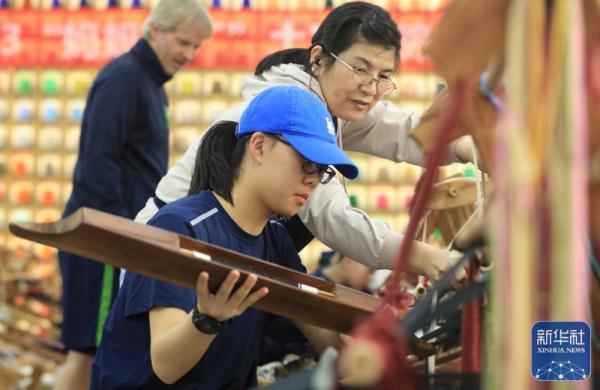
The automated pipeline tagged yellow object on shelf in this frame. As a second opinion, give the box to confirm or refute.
[173,71,203,97]
[65,70,94,95]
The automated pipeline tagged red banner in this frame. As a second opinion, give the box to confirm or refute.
[0,9,441,70]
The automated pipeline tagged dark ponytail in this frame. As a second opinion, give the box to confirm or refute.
[254,48,309,75]
[188,121,249,205]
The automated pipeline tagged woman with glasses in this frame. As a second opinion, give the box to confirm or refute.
[91,86,358,389]
[136,1,471,283]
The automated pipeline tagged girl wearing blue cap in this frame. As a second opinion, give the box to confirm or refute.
[136,2,473,285]
[90,86,357,389]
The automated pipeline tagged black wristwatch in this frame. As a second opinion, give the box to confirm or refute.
[191,307,231,335]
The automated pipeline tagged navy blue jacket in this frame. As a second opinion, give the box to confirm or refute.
[64,38,171,219]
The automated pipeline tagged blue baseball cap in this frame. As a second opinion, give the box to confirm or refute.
[236,86,359,180]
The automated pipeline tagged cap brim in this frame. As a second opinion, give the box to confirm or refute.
[283,134,359,180]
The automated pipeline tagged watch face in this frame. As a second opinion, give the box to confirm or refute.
[192,310,225,335]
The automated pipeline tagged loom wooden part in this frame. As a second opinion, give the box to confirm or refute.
[419,177,491,246]
[426,177,490,210]
[8,207,380,334]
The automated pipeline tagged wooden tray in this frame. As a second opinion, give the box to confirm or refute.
[9,207,380,333]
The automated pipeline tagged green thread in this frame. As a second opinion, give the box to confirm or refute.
[95,264,114,346]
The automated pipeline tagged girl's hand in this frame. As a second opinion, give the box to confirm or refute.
[195,270,269,321]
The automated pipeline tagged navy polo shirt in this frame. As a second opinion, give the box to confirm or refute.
[91,191,306,389]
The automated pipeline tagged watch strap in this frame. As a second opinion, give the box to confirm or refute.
[191,307,231,335]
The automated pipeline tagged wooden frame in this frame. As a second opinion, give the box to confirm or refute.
[9,207,381,333]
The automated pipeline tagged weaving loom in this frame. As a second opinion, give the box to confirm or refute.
[331,73,491,389]
[333,0,598,388]
[417,176,491,248]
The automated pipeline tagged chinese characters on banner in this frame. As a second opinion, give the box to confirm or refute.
[0,9,442,70]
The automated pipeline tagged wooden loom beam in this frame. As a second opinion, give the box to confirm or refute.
[9,208,380,334]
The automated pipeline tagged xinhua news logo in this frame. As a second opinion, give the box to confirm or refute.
[531,321,590,381]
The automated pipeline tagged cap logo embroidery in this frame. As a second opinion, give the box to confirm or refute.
[325,116,335,136]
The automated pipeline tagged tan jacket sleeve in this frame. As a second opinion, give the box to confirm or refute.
[340,100,425,165]
[340,100,466,165]
[297,176,402,270]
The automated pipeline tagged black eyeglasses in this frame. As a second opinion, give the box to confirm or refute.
[329,52,397,96]
[271,135,336,184]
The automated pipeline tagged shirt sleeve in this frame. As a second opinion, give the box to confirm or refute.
[75,78,139,218]
[340,100,425,165]
[340,98,472,166]
[297,176,401,270]
[122,212,197,320]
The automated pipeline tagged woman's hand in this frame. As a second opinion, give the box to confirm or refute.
[409,241,467,289]
[195,270,269,321]
[424,247,467,290]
